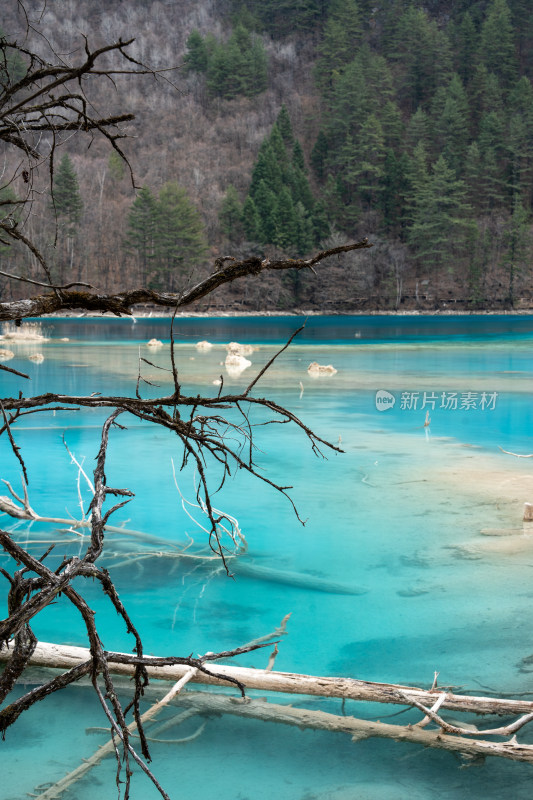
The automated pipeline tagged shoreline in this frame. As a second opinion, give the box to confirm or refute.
[34,308,533,320]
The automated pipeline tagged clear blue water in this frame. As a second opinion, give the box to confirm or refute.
[2,314,533,799]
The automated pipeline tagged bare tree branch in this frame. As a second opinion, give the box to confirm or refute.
[0,240,372,320]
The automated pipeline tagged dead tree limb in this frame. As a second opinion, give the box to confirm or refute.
[0,240,372,321]
[4,640,533,719]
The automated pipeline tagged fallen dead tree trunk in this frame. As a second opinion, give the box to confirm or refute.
[173,691,533,765]
[3,640,533,718]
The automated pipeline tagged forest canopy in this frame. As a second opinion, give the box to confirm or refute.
[0,0,532,310]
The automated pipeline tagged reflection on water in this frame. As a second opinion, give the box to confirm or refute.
[2,315,533,799]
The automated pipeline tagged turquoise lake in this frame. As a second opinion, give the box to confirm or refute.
[1,314,533,799]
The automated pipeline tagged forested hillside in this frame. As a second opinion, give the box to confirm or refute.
[2,0,533,311]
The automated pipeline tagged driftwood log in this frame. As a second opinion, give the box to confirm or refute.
[3,640,530,716]
[4,640,533,768]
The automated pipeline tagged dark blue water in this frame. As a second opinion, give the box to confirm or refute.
[29,312,533,345]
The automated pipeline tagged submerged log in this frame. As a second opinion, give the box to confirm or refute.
[233,561,366,595]
[173,691,533,765]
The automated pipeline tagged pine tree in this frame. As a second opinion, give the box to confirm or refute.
[311,200,331,244]
[124,186,158,282]
[245,108,316,252]
[453,11,479,85]
[352,114,386,208]
[108,150,126,183]
[50,153,83,283]
[206,25,267,99]
[274,187,298,250]
[380,149,410,235]
[479,0,518,90]
[241,196,261,240]
[507,77,533,209]
[51,154,83,226]
[408,155,472,270]
[391,6,452,111]
[310,130,329,181]
[405,108,430,154]
[468,63,489,136]
[253,179,277,244]
[432,74,470,175]
[502,200,530,304]
[464,142,484,213]
[219,186,244,242]
[249,140,283,196]
[314,0,362,91]
[152,182,207,290]
[327,56,368,150]
[380,101,404,151]
[276,105,294,143]
[183,30,208,73]
[294,201,315,254]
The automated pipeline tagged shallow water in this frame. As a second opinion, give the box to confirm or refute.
[2,315,533,799]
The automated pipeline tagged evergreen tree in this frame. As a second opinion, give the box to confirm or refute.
[245,108,316,253]
[311,200,331,244]
[408,155,472,270]
[50,153,83,283]
[292,140,306,173]
[206,44,232,97]
[294,201,315,254]
[249,140,283,196]
[206,25,268,99]
[183,30,208,73]
[51,153,83,226]
[310,130,329,181]
[124,186,158,281]
[241,196,261,240]
[253,179,277,243]
[432,74,470,175]
[327,56,369,149]
[152,182,207,290]
[405,108,430,154]
[391,6,452,111]
[274,187,298,250]
[380,100,404,151]
[479,0,518,90]
[480,146,508,211]
[219,185,244,242]
[240,0,329,38]
[507,77,533,208]
[276,105,294,143]
[468,63,490,136]
[352,113,386,208]
[108,150,126,183]
[464,141,484,212]
[502,200,530,304]
[269,124,288,170]
[380,149,410,235]
[314,0,362,91]
[453,11,479,85]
